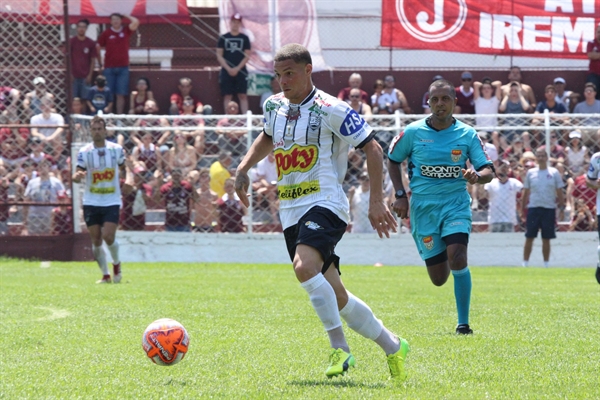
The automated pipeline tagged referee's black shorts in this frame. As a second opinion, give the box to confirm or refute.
[525,207,556,239]
[283,206,347,274]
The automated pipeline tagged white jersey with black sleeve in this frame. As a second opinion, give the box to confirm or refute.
[76,141,125,207]
[262,87,375,230]
[587,151,600,214]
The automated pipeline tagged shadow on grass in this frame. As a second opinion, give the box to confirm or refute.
[288,379,387,389]
[164,378,188,387]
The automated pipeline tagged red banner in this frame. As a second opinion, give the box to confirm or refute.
[381,0,599,59]
[1,0,190,24]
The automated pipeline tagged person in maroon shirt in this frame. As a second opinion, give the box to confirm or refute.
[0,169,9,235]
[0,115,29,168]
[70,19,101,105]
[121,164,153,231]
[217,177,246,233]
[337,73,369,105]
[158,168,197,232]
[455,71,475,114]
[169,77,207,115]
[51,193,73,235]
[97,13,140,114]
[572,170,596,213]
[586,24,600,100]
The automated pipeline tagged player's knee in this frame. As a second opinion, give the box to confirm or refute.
[103,233,115,245]
[450,251,468,270]
[293,257,316,282]
[430,275,448,287]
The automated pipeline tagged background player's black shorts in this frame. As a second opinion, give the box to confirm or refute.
[283,206,347,274]
[525,207,556,239]
[83,205,120,227]
[219,68,248,95]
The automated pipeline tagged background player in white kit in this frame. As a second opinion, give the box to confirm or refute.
[585,151,600,284]
[234,43,409,381]
[73,116,125,283]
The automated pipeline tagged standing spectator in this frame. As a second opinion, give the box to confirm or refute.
[521,147,565,268]
[23,158,65,235]
[216,13,251,114]
[30,96,64,160]
[565,130,589,175]
[209,152,232,198]
[169,77,207,115]
[498,82,532,151]
[97,13,140,114]
[553,77,572,108]
[484,161,523,232]
[585,23,600,100]
[217,177,246,233]
[348,88,372,118]
[51,192,73,235]
[192,168,218,232]
[473,78,502,133]
[337,73,370,105]
[121,163,152,231]
[422,75,444,114]
[500,66,536,106]
[129,77,154,115]
[454,71,475,114]
[86,75,113,115]
[159,168,196,232]
[372,75,411,114]
[573,83,600,147]
[216,100,247,159]
[70,19,100,104]
[23,77,55,118]
[348,172,376,234]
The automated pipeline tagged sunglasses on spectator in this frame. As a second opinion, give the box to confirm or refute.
[497,173,507,178]
[349,95,360,99]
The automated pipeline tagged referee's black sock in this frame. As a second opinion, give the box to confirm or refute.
[595,264,600,285]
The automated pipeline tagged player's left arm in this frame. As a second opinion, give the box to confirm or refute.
[464,130,495,185]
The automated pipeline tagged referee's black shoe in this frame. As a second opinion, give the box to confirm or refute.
[456,324,473,335]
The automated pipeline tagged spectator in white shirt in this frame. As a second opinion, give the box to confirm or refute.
[473,78,502,134]
[30,96,65,160]
[484,160,523,232]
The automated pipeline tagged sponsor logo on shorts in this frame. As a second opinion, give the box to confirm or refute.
[90,187,116,194]
[451,149,462,162]
[274,144,318,180]
[305,221,323,230]
[340,110,366,137]
[422,236,434,250]
[420,165,462,179]
[448,221,464,227]
[278,181,320,200]
[92,168,115,184]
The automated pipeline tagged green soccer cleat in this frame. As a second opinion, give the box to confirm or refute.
[387,338,410,382]
[325,348,355,378]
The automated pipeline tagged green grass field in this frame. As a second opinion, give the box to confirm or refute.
[1,259,599,399]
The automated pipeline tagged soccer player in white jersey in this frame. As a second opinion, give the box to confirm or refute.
[73,116,125,283]
[234,43,409,381]
[585,151,600,284]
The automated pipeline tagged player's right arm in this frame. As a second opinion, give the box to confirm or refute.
[72,149,87,183]
[585,153,600,190]
[235,131,273,208]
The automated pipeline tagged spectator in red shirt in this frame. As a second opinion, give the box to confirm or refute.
[97,13,140,114]
[169,77,209,115]
[159,168,197,232]
[70,19,101,106]
[572,168,596,213]
[586,24,600,100]
[337,73,370,105]
[455,71,475,114]
[0,114,29,168]
[217,177,246,233]
[51,192,73,235]
[0,86,20,116]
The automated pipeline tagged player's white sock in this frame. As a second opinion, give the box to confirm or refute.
[597,245,600,264]
[544,261,549,268]
[92,245,109,275]
[301,273,347,351]
[107,240,120,265]
[522,261,529,267]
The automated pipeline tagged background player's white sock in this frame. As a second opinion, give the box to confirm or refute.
[107,241,120,264]
[301,273,348,351]
[92,245,109,275]
[597,245,600,264]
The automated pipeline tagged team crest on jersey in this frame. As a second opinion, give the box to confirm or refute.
[286,104,301,121]
[422,236,434,250]
[451,149,462,162]
[309,115,321,131]
[274,144,318,180]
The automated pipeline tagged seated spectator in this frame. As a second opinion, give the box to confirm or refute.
[455,71,475,114]
[0,169,8,236]
[216,101,247,159]
[209,152,232,198]
[253,152,278,223]
[173,96,205,153]
[477,131,498,166]
[348,172,376,234]
[129,77,154,115]
[192,168,218,232]
[169,77,209,115]
[15,159,37,199]
[535,84,568,114]
[259,76,280,109]
[568,198,595,231]
[70,97,89,139]
[51,192,73,235]
[337,73,370,105]
[23,77,55,118]
[23,158,64,235]
[132,131,162,175]
[483,160,523,232]
[87,75,113,115]
[473,78,502,133]
[573,83,600,147]
[158,168,196,232]
[121,162,153,231]
[0,86,20,117]
[30,96,65,160]
[542,133,566,165]
[217,177,246,233]
[500,66,536,106]
[422,74,444,114]
[572,163,596,212]
[372,75,411,114]
[0,114,29,168]
[29,137,56,169]
[370,79,384,114]
[565,130,589,175]
[498,82,532,150]
[167,133,198,177]
[348,88,372,118]
[553,77,572,108]
[131,100,171,150]
[568,92,581,113]
[502,136,532,162]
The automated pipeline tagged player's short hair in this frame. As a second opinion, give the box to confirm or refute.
[77,19,90,26]
[90,116,106,128]
[274,44,312,66]
[428,79,456,99]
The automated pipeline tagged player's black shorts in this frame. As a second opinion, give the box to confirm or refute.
[83,205,120,227]
[525,207,556,239]
[283,206,347,274]
[219,68,248,95]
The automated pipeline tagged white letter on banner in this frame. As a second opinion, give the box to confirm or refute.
[544,0,574,13]
[479,12,492,48]
[523,16,551,51]
[582,0,595,13]
[551,17,595,52]
[493,14,522,50]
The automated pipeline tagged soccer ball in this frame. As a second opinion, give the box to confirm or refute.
[142,318,189,366]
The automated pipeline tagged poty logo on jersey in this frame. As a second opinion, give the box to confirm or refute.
[274,144,318,181]
[92,168,115,184]
[422,236,434,250]
[396,0,468,43]
[421,165,462,179]
[451,149,462,162]
[340,110,366,137]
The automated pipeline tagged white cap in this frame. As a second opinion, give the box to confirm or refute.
[554,77,566,84]
[569,130,581,139]
[33,77,46,85]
